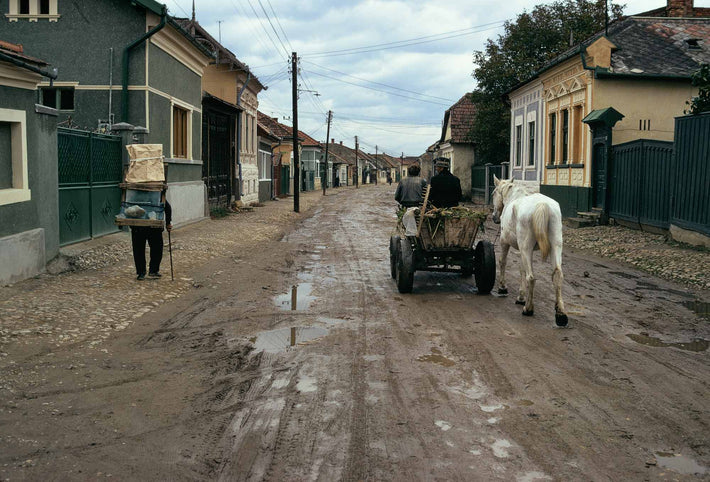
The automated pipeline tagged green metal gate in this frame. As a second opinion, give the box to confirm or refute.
[58,128,123,246]
[280,165,290,195]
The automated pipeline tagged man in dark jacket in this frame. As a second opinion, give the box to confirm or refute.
[429,158,462,208]
[394,164,427,207]
[131,200,172,280]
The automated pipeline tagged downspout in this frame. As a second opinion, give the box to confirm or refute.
[121,6,167,122]
[236,71,251,201]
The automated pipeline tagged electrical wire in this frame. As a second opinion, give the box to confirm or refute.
[256,0,290,58]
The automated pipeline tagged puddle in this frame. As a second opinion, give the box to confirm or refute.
[682,300,710,320]
[655,452,707,475]
[274,283,316,311]
[417,347,456,367]
[636,281,694,298]
[609,271,639,279]
[627,334,708,352]
[316,316,348,326]
[491,439,512,458]
[434,420,451,431]
[252,326,329,353]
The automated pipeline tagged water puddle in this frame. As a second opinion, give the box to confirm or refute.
[274,283,316,311]
[417,347,456,367]
[635,281,694,298]
[316,316,348,326]
[251,326,329,353]
[609,271,639,279]
[627,334,708,352]
[682,300,710,320]
[655,452,707,475]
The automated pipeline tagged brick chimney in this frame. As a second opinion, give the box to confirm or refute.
[668,0,693,16]
[331,138,334,144]
[340,141,343,145]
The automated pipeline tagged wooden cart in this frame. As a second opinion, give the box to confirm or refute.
[389,188,495,294]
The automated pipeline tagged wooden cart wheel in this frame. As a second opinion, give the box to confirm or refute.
[389,235,400,279]
[474,240,496,294]
[396,238,415,293]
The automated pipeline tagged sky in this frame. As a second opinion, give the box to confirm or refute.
[166,0,704,157]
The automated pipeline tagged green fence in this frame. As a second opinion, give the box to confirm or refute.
[609,139,673,229]
[672,113,710,235]
[58,128,123,245]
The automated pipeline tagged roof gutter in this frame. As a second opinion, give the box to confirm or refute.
[121,5,167,122]
[0,51,57,81]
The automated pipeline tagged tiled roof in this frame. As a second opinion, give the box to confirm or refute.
[441,94,476,144]
[257,111,292,139]
[173,18,264,90]
[605,17,710,76]
[0,40,47,66]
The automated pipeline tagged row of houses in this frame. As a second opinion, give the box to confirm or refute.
[421,0,709,245]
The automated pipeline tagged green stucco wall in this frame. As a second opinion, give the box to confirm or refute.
[0,86,59,261]
[540,184,591,218]
[166,163,203,182]
[148,92,170,153]
[148,44,202,108]
[192,111,201,160]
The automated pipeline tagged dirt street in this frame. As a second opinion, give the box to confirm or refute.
[1,185,709,481]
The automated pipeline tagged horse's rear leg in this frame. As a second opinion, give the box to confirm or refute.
[497,243,510,295]
[516,260,526,305]
[551,245,568,327]
[520,249,535,316]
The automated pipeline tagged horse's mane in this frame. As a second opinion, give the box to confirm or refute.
[501,180,537,202]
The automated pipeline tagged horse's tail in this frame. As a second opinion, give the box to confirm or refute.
[532,203,551,261]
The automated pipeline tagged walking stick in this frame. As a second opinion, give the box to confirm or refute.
[168,229,174,281]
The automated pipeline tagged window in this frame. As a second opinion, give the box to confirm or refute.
[6,0,59,21]
[515,124,522,167]
[528,121,535,166]
[0,109,31,205]
[258,150,271,180]
[573,105,583,163]
[562,109,569,164]
[549,113,557,164]
[40,87,74,111]
[173,105,188,158]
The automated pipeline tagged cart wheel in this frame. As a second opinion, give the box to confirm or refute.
[474,240,496,294]
[396,238,415,293]
[389,235,400,279]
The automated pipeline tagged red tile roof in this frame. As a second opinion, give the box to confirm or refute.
[442,93,476,144]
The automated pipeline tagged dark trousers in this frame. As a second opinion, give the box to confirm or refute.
[131,227,164,275]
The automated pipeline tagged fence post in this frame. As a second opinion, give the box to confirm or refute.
[501,161,510,180]
[484,163,493,205]
[112,122,134,166]
[133,126,148,145]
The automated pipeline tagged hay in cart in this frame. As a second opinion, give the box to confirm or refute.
[418,206,487,250]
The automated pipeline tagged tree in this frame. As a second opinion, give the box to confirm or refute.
[686,64,710,115]
[469,0,624,164]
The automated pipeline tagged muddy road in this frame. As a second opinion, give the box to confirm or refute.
[1,186,709,481]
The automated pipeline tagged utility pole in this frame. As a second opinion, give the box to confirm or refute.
[401,152,404,180]
[354,136,359,189]
[323,110,332,196]
[218,20,223,42]
[374,145,378,185]
[291,52,299,213]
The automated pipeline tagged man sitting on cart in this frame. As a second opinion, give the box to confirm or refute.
[429,157,462,208]
[394,164,427,207]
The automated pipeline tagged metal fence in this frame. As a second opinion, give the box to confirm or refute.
[671,112,710,235]
[609,139,674,229]
[58,128,123,245]
[471,163,507,204]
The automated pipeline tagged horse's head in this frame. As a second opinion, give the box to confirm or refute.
[491,175,513,224]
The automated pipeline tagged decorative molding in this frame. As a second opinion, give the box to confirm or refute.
[0,63,42,90]
[151,26,210,77]
[0,108,30,206]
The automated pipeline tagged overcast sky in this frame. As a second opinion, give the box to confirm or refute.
[168,0,702,156]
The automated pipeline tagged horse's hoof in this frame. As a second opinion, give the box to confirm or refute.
[522,309,534,317]
[555,313,569,327]
[498,288,508,295]
[515,299,525,305]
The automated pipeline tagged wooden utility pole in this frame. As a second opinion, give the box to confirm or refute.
[354,136,359,188]
[374,145,378,185]
[401,152,404,179]
[323,110,331,195]
[291,52,299,213]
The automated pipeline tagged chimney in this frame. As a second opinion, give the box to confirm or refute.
[340,141,343,145]
[331,138,334,144]
[667,0,693,16]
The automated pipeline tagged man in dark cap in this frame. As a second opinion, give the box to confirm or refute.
[429,157,462,208]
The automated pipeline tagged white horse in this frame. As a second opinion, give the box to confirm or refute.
[491,176,568,327]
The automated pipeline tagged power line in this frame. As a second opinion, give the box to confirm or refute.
[228,0,283,61]
[256,0,290,58]
[266,0,293,52]
[304,60,455,103]
[306,70,450,106]
[303,20,506,58]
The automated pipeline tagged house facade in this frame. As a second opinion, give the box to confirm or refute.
[175,17,265,207]
[508,79,544,184]
[0,41,59,284]
[512,4,710,217]
[435,93,476,200]
[3,0,213,226]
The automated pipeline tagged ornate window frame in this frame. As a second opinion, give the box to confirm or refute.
[0,109,31,206]
[6,0,60,22]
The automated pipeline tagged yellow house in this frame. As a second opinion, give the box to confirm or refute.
[532,7,708,217]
